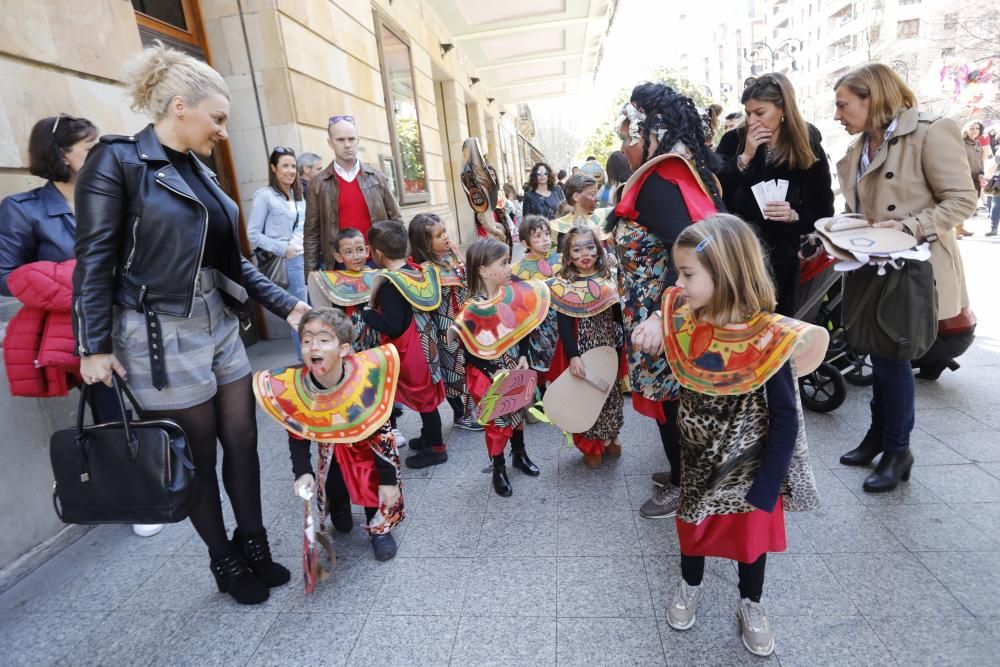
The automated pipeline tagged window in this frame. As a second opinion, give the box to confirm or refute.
[897,19,919,39]
[899,0,922,5]
[944,13,958,31]
[132,0,188,29]
[375,14,428,203]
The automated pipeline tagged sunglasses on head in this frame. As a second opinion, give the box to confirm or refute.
[328,114,356,126]
[272,146,295,155]
[51,113,81,135]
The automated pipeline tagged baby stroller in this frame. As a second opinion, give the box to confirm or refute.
[794,251,874,413]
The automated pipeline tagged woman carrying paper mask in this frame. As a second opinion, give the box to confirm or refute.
[716,73,835,316]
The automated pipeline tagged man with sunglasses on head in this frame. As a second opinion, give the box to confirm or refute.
[303,115,402,277]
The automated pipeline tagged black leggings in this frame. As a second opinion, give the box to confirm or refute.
[419,409,443,446]
[146,375,263,559]
[658,400,681,487]
[681,553,767,602]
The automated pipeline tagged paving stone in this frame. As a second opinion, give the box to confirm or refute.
[914,408,992,438]
[869,502,1000,552]
[868,614,996,667]
[452,615,556,666]
[934,429,1000,463]
[347,614,459,666]
[557,556,655,618]
[476,508,558,557]
[633,510,683,556]
[393,508,482,557]
[63,609,190,667]
[284,556,388,615]
[821,552,966,618]
[0,611,108,666]
[150,610,278,666]
[461,556,556,616]
[913,550,1000,617]
[794,504,906,553]
[832,466,942,506]
[770,615,890,666]
[248,612,366,666]
[558,617,666,666]
[371,556,471,616]
[910,464,1000,503]
[762,553,859,617]
[556,509,642,556]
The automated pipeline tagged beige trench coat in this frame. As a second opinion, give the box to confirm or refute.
[836,109,975,320]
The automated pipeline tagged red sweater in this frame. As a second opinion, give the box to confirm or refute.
[336,173,373,240]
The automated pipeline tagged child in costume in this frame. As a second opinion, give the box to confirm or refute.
[407,213,481,433]
[252,309,404,561]
[511,215,562,383]
[651,215,824,657]
[307,228,380,352]
[449,238,551,497]
[364,220,448,469]
[547,225,626,469]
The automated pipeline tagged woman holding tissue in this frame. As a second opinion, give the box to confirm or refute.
[248,147,308,358]
[716,73,834,316]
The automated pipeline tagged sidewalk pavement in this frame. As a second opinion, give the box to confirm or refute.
[1,233,998,666]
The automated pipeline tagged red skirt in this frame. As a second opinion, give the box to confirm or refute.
[466,364,514,456]
[384,321,445,413]
[632,393,667,423]
[675,498,786,563]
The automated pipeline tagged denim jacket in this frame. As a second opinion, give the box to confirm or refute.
[0,181,76,296]
[247,186,306,257]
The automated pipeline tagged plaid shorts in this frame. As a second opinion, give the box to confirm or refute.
[113,286,251,410]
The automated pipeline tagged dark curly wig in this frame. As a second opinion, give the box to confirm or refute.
[605,83,724,232]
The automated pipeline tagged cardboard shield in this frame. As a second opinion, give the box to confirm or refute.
[476,368,538,425]
[814,215,916,260]
[543,346,618,433]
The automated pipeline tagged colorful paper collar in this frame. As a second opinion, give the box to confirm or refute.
[252,344,400,443]
[513,251,562,280]
[549,209,613,236]
[370,265,442,311]
[661,287,828,395]
[313,269,375,306]
[548,273,619,317]
[449,278,551,360]
[436,254,466,287]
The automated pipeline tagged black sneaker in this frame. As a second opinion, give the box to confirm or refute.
[370,533,398,561]
[330,504,353,534]
[407,436,425,451]
[405,447,448,469]
[454,414,485,432]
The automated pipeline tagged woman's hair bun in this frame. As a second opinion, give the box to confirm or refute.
[123,40,228,119]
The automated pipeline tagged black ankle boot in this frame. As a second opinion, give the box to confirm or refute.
[210,548,269,605]
[492,457,513,497]
[511,448,540,476]
[233,528,291,588]
[330,504,354,534]
[863,448,914,493]
[840,430,883,466]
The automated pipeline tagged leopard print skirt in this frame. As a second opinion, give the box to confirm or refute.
[677,379,819,525]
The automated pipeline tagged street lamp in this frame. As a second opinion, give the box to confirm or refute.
[743,42,776,73]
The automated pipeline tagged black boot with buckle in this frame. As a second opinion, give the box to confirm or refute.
[210,547,269,605]
[233,528,291,588]
[492,454,513,497]
[510,430,540,476]
[840,429,884,466]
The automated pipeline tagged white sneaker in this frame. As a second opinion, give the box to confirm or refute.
[736,598,775,656]
[392,429,407,448]
[666,580,702,630]
[132,524,163,537]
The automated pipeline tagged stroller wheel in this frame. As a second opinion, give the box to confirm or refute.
[799,362,847,413]
[843,352,874,387]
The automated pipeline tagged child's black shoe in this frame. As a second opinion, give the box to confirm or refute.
[370,533,398,561]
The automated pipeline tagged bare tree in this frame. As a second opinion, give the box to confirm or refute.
[533,112,582,174]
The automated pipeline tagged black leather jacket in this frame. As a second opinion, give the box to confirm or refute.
[73,125,298,356]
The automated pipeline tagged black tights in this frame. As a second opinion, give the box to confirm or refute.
[420,409,443,446]
[681,553,767,602]
[146,375,263,559]
[658,400,681,487]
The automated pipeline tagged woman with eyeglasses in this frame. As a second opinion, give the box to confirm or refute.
[74,43,310,605]
[715,73,835,316]
[248,146,308,358]
[522,162,566,220]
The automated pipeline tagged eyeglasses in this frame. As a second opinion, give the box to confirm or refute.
[328,115,356,126]
[272,146,295,155]
[51,113,81,135]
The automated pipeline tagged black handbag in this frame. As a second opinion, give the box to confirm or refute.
[50,375,199,525]
[254,248,288,288]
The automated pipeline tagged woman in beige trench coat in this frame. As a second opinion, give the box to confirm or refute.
[831,63,976,493]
